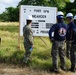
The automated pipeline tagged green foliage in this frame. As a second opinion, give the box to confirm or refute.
[0,26,19,33]
[0,7,19,22]
[0,12,9,22]
[6,7,19,22]
[18,0,68,9]
[63,0,76,15]
[18,0,50,6]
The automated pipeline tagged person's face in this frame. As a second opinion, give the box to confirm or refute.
[74,20,76,24]
[27,20,32,25]
[66,18,72,24]
[30,21,32,25]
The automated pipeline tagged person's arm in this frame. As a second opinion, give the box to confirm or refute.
[28,28,34,46]
[66,25,69,40]
[70,23,74,41]
[23,26,26,37]
[49,25,55,42]
[71,28,75,41]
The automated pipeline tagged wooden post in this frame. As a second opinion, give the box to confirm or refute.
[0,38,1,44]
[39,36,49,46]
[18,27,20,49]
[18,6,21,49]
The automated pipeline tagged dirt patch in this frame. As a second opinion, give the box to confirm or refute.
[0,64,75,75]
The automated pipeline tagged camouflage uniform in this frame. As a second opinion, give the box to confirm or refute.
[70,25,76,71]
[66,41,71,59]
[23,25,33,63]
[51,41,66,71]
[49,21,67,72]
[70,44,76,70]
[66,22,74,59]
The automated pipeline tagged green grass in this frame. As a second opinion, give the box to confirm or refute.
[0,26,19,32]
[0,22,71,70]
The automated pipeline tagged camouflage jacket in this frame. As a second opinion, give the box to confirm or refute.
[23,25,33,46]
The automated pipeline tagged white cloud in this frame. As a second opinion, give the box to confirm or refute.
[2,0,13,3]
[0,0,21,14]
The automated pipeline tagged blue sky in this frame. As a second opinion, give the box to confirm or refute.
[0,0,21,14]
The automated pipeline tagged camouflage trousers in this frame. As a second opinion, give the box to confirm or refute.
[23,42,33,63]
[66,41,72,59]
[70,44,76,69]
[51,40,66,71]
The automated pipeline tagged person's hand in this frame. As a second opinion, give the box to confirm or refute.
[32,45,34,48]
[69,41,73,43]
[51,38,54,42]
[66,53,70,59]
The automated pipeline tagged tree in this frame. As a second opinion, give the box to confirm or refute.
[0,11,9,22]
[18,0,69,10]
[18,0,50,6]
[63,0,76,15]
[6,7,19,22]
[0,7,19,22]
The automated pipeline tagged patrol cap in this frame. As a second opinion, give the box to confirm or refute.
[26,15,33,20]
[66,13,73,19]
[74,15,76,20]
[57,11,64,19]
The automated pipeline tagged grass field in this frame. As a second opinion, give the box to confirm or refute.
[0,22,73,75]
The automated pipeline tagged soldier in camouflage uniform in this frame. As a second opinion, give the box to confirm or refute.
[66,13,74,59]
[23,15,34,64]
[49,11,67,73]
[69,15,76,72]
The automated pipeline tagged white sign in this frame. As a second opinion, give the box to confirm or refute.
[20,5,57,36]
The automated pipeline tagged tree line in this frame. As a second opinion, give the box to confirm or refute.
[0,0,76,22]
